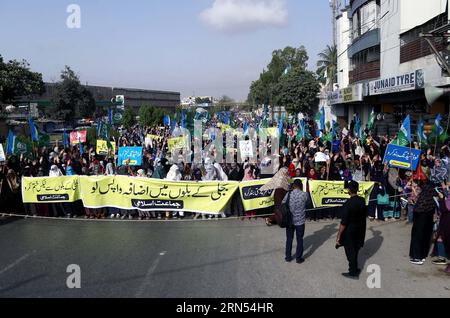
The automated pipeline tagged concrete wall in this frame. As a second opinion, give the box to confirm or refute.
[336,10,351,88]
[380,0,448,85]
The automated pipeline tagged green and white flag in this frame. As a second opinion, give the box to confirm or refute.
[368,109,376,130]
[392,115,411,146]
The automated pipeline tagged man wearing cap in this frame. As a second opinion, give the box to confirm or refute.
[336,180,367,279]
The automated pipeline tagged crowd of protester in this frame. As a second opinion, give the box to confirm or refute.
[0,112,449,272]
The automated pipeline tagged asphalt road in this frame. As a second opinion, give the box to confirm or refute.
[0,216,449,298]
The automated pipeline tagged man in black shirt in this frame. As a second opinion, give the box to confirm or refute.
[336,181,367,279]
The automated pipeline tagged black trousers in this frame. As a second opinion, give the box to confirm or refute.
[344,245,360,274]
[410,211,434,260]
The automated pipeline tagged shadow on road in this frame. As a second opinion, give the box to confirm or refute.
[0,217,23,227]
[301,223,338,260]
[359,228,384,270]
[152,248,282,277]
[0,274,47,295]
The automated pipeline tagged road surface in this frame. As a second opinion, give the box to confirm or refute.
[0,216,449,298]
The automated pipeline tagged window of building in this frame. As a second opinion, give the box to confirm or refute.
[400,12,448,63]
[351,0,380,41]
[350,46,380,70]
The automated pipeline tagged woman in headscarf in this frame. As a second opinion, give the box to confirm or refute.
[434,188,450,274]
[214,163,229,218]
[165,164,183,219]
[259,166,290,226]
[0,168,23,215]
[202,158,217,182]
[202,159,219,219]
[152,158,167,179]
[214,163,228,181]
[431,158,448,186]
[242,165,258,220]
[409,183,437,265]
[49,164,63,177]
[135,169,151,220]
[307,167,318,180]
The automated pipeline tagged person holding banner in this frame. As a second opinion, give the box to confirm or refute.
[0,167,23,215]
[260,166,290,226]
[336,181,367,279]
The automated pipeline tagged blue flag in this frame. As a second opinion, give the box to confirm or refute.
[108,109,113,125]
[164,115,171,126]
[6,130,15,155]
[331,120,336,142]
[181,111,185,128]
[79,138,84,156]
[28,117,39,142]
[170,116,176,133]
[243,117,249,135]
[279,113,285,137]
[63,129,69,149]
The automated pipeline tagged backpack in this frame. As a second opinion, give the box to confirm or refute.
[277,191,293,228]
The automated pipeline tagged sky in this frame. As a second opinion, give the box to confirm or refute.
[0,0,332,101]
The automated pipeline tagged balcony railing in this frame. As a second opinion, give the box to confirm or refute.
[400,38,445,64]
[349,60,380,83]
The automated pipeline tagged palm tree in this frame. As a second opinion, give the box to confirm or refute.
[316,45,337,90]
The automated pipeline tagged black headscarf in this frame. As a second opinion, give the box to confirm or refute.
[414,183,437,213]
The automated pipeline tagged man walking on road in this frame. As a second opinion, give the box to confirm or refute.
[336,181,367,279]
[282,179,310,264]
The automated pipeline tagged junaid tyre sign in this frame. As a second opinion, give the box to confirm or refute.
[368,69,424,95]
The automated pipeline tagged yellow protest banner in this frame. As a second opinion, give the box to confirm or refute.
[239,179,275,211]
[239,178,308,211]
[22,176,81,203]
[96,140,116,155]
[168,137,186,152]
[267,128,279,138]
[308,180,375,208]
[79,176,239,214]
[220,124,232,133]
[147,134,162,141]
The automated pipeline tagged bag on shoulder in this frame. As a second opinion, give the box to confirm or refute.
[277,191,293,228]
[377,193,390,206]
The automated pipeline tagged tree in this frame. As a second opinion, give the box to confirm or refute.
[274,67,320,116]
[0,54,45,104]
[316,45,337,88]
[139,105,166,127]
[248,45,309,106]
[52,66,96,122]
[121,108,135,128]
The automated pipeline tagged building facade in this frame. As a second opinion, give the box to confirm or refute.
[28,83,180,113]
[331,0,450,133]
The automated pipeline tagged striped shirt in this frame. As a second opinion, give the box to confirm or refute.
[282,189,310,226]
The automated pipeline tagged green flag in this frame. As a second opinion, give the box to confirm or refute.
[8,136,33,159]
[368,109,376,130]
[392,115,411,147]
[37,133,50,148]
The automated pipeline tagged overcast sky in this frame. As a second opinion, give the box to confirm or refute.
[0,0,332,101]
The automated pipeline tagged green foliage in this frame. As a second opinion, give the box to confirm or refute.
[0,54,45,104]
[121,108,135,128]
[274,67,320,116]
[248,45,316,111]
[52,66,96,122]
[139,105,166,127]
[316,45,337,88]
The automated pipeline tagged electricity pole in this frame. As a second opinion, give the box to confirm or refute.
[330,0,338,47]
